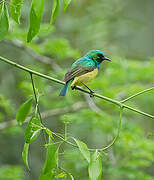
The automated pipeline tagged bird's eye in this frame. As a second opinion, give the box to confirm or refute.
[97,53,104,58]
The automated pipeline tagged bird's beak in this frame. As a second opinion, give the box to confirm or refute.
[103,56,111,61]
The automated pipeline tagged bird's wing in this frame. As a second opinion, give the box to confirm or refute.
[64,57,96,82]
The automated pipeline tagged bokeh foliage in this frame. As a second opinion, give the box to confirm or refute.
[0,0,154,180]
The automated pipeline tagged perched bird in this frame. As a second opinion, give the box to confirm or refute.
[59,50,111,97]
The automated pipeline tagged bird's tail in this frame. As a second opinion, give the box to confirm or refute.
[59,81,71,96]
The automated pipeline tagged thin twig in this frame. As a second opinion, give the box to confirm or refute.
[121,87,154,103]
[100,107,123,151]
[0,56,154,119]
[43,107,122,152]
[30,73,47,144]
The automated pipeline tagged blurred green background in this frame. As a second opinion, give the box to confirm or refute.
[0,0,154,179]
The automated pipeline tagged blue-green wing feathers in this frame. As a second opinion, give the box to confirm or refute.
[64,57,96,82]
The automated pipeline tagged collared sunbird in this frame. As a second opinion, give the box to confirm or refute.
[59,50,111,96]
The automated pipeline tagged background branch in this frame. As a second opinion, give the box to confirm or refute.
[0,102,86,130]
[5,40,62,72]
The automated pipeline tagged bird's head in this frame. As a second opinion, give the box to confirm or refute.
[86,50,111,64]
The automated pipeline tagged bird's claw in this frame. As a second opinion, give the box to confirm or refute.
[89,91,95,98]
[71,85,76,90]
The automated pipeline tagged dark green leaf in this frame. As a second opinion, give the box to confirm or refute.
[10,0,23,24]
[27,0,45,42]
[16,98,33,125]
[22,143,29,169]
[50,0,59,24]
[25,114,42,143]
[0,2,9,41]
[64,0,71,11]
[88,150,102,180]
[74,138,90,163]
[39,137,57,180]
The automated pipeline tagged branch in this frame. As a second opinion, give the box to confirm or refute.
[0,102,86,130]
[84,94,102,113]
[121,87,154,103]
[5,40,62,72]
[0,56,154,119]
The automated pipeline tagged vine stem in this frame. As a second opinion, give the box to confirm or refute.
[0,56,154,119]
[100,107,123,151]
[121,87,154,103]
[30,73,47,144]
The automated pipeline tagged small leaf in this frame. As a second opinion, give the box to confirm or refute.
[74,138,90,163]
[27,0,45,42]
[39,137,57,179]
[45,128,55,140]
[10,0,23,24]
[25,114,42,143]
[64,0,71,11]
[22,143,30,169]
[50,0,59,24]
[0,2,9,41]
[16,98,33,125]
[88,150,102,180]
[57,172,66,178]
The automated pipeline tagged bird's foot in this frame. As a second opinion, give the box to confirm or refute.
[71,85,76,90]
[89,90,95,98]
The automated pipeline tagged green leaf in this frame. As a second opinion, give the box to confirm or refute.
[25,114,42,143]
[50,0,59,24]
[10,0,23,24]
[74,138,90,163]
[27,0,45,42]
[57,172,66,178]
[45,128,55,140]
[22,143,30,169]
[0,2,9,41]
[88,150,102,180]
[39,137,57,180]
[16,98,33,125]
[64,0,71,11]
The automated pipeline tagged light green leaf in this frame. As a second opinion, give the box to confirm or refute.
[45,128,55,140]
[74,138,90,163]
[64,0,71,11]
[57,172,66,178]
[0,2,9,41]
[16,98,33,125]
[50,0,59,24]
[39,137,57,180]
[22,143,29,169]
[88,150,102,180]
[10,0,23,24]
[25,114,42,143]
[27,0,45,42]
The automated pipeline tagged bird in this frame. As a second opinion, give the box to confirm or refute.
[59,50,111,97]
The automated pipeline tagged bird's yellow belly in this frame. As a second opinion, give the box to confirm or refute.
[71,68,98,86]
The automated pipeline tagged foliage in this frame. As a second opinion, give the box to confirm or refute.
[0,0,154,180]
[0,165,23,180]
